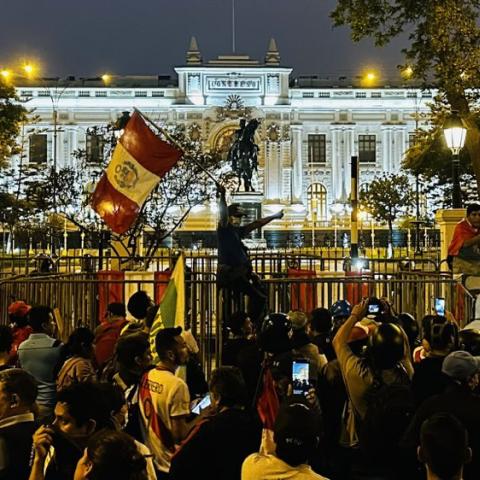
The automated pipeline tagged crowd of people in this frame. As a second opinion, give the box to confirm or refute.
[1,293,479,480]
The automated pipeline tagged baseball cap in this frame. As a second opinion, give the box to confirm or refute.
[8,301,31,317]
[155,326,183,343]
[442,350,480,381]
[227,204,247,217]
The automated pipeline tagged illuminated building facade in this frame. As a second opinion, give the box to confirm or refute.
[11,39,431,244]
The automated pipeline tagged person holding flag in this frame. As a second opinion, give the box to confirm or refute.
[216,185,284,329]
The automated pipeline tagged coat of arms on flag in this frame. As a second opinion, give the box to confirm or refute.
[91,111,183,234]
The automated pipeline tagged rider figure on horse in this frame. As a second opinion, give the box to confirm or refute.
[228,119,259,192]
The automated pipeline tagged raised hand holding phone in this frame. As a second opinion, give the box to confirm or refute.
[292,360,310,396]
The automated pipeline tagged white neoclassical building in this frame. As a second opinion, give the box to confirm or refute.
[11,38,431,243]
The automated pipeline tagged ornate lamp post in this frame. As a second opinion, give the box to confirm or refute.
[443,111,467,208]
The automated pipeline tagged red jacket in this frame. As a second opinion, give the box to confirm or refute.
[448,218,478,256]
[94,318,127,368]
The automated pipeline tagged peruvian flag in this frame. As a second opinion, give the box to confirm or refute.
[91,111,183,234]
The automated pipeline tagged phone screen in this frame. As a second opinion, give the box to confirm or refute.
[435,297,445,316]
[368,304,380,314]
[292,361,310,395]
[192,394,211,415]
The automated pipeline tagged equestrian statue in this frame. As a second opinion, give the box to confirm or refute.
[228,119,260,192]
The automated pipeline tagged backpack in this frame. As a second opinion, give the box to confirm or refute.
[124,382,144,442]
[359,366,415,461]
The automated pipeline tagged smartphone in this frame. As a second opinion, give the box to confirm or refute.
[368,304,380,314]
[192,394,211,415]
[292,360,310,395]
[435,297,445,316]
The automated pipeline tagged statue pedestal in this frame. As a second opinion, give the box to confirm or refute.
[435,208,466,271]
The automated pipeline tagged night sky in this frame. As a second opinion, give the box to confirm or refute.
[0,0,408,79]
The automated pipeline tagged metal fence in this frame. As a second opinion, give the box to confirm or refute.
[0,271,474,375]
[0,250,442,277]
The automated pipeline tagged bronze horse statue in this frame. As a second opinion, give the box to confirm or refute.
[228,119,259,192]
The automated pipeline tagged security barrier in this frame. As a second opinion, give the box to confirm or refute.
[0,271,473,375]
[0,251,440,277]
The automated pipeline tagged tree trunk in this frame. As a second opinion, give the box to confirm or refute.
[464,123,480,197]
[388,219,393,249]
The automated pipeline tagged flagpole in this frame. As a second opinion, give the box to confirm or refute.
[135,108,223,188]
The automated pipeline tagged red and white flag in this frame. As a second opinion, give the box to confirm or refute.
[91,111,183,234]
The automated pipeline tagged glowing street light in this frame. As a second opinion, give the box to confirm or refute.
[101,73,111,84]
[360,69,379,87]
[1,69,11,80]
[443,110,467,208]
[23,63,35,77]
[402,66,413,80]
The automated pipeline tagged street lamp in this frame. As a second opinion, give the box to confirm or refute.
[443,111,467,208]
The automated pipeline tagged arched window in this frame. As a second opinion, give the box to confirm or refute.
[307,183,327,221]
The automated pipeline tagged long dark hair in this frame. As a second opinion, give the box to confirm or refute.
[85,429,147,480]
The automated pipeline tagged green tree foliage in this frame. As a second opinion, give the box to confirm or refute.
[331,0,480,196]
[0,79,28,168]
[15,117,236,262]
[360,173,415,243]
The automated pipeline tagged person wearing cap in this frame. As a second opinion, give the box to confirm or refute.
[332,299,413,448]
[138,327,197,478]
[216,185,284,329]
[403,350,480,479]
[241,402,329,479]
[7,301,32,364]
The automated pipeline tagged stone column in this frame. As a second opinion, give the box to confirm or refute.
[343,127,355,195]
[290,125,303,203]
[381,126,392,172]
[264,141,281,201]
[392,128,404,172]
[435,209,466,271]
[330,126,341,200]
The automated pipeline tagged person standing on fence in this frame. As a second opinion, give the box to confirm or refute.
[216,185,284,328]
[448,203,480,275]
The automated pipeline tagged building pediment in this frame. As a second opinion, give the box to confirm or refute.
[175,63,292,106]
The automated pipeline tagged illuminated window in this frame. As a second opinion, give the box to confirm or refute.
[29,134,47,164]
[409,133,417,148]
[308,134,326,163]
[307,183,327,221]
[86,133,105,163]
[358,134,376,163]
